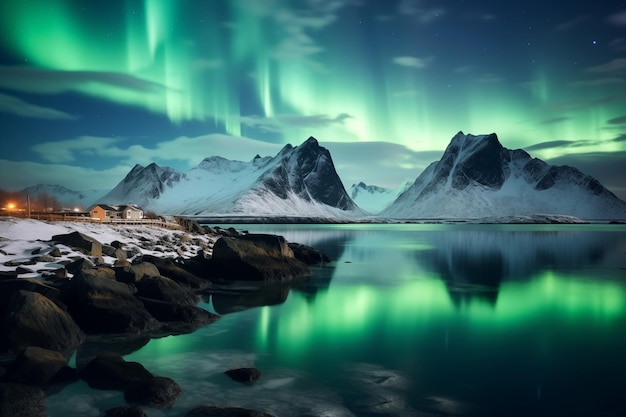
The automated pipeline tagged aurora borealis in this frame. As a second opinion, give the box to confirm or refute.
[0,0,625,198]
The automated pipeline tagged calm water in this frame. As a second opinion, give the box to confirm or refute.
[48,224,626,417]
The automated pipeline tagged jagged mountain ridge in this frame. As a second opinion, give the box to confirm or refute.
[99,137,362,216]
[381,131,626,220]
[349,180,413,214]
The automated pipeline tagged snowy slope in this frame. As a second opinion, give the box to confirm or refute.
[381,132,626,220]
[349,181,412,214]
[102,137,363,217]
[20,184,107,210]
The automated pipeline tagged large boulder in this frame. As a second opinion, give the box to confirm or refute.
[187,406,276,417]
[51,231,102,257]
[6,346,77,386]
[123,376,182,408]
[211,235,310,282]
[0,278,60,307]
[114,262,161,284]
[79,352,153,390]
[138,255,211,290]
[69,269,158,334]
[0,383,46,417]
[2,290,84,353]
[139,297,219,330]
[136,275,198,305]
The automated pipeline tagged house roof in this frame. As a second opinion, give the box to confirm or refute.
[88,204,143,212]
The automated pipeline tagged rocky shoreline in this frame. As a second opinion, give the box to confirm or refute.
[0,217,328,417]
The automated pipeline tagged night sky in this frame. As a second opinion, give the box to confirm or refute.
[1,0,625,199]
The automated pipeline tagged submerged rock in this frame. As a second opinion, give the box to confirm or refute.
[124,376,182,408]
[79,352,153,390]
[0,383,46,417]
[104,405,148,417]
[187,405,276,417]
[224,367,262,385]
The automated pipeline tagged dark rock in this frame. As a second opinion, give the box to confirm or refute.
[51,231,102,257]
[288,242,330,265]
[224,367,261,385]
[0,271,17,281]
[2,290,84,353]
[68,270,158,334]
[187,405,276,417]
[15,266,34,275]
[75,334,150,369]
[211,235,310,282]
[48,247,62,257]
[65,257,96,275]
[105,405,148,417]
[0,278,60,307]
[6,346,77,386]
[124,376,182,408]
[114,262,160,284]
[102,245,116,257]
[138,255,210,290]
[139,297,219,329]
[111,240,124,249]
[79,352,153,390]
[136,275,198,305]
[0,383,46,417]
[3,260,35,267]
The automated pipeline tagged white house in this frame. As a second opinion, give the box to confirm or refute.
[89,204,144,220]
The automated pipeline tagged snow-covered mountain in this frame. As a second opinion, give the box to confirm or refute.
[98,163,185,209]
[99,137,363,217]
[381,131,626,220]
[20,184,106,210]
[349,181,412,214]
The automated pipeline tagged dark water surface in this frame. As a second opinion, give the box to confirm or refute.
[48,224,626,417]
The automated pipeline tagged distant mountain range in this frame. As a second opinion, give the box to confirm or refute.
[19,133,626,220]
[349,181,412,214]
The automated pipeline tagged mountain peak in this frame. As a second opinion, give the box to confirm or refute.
[382,131,626,220]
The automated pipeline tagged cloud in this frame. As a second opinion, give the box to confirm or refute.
[607,11,626,26]
[524,140,578,152]
[586,58,626,74]
[570,77,624,88]
[31,133,286,170]
[32,136,124,163]
[607,115,626,125]
[609,37,626,52]
[0,66,167,95]
[0,93,77,120]
[239,113,353,134]
[393,56,431,69]
[537,116,571,126]
[397,0,445,23]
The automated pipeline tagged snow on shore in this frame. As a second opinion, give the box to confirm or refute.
[0,217,218,279]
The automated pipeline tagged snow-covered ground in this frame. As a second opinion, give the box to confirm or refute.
[0,217,218,280]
